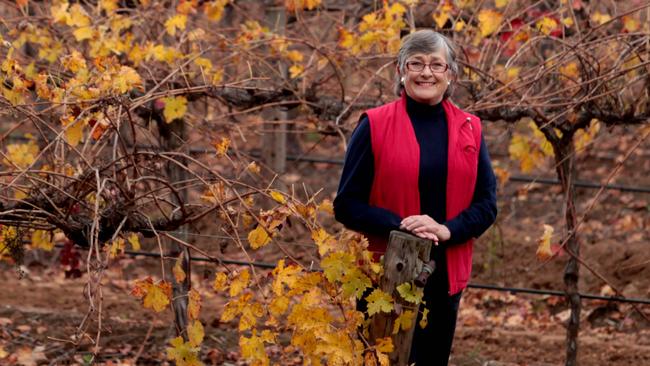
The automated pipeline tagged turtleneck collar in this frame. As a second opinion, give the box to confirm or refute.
[405,93,445,121]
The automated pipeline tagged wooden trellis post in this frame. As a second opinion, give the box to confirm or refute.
[368,231,433,366]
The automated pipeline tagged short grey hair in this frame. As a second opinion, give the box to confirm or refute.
[394,30,459,99]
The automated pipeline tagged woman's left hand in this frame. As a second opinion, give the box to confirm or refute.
[400,215,451,245]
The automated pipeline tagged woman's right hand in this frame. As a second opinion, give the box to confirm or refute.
[400,214,451,245]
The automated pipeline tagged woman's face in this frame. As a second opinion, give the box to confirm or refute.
[401,50,451,105]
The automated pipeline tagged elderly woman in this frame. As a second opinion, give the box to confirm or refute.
[334,30,497,365]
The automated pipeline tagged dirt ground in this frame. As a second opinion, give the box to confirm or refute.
[1,124,649,365]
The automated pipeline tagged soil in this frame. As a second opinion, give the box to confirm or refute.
[1,123,649,365]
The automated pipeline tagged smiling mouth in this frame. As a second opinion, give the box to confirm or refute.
[416,81,436,86]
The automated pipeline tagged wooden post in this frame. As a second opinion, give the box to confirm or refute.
[368,231,432,365]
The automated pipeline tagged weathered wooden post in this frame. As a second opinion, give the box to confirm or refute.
[368,230,433,365]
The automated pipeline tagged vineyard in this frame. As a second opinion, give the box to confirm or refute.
[1,0,649,365]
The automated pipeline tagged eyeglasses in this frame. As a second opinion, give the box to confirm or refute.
[405,61,449,73]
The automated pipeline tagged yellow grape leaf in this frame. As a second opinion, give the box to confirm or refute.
[214,137,230,157]
[419,308,430,328]
[396,282,423,304]
[536,17,558,35]
[239,330,270,366]
[285,50,304,63]
[188,289,201,320]
[376,337,394,353]
[50,2,70,24]
[211,69,224,85]
[269,295,290,317]
[230,269,250,297]
[173,256,186,283]
[165,14,188,36]
[272,259,302,295]
[248,225,271,249]
[3,138,39,169]
[68,4,90,27]
[2,86,25,106]
[205,0,230,21]
[342,267,372,298]
[194,57,213,73]
[270,191,286,204]
[166,336,203,366]
[560,61,579,80]
[591,12,611,25]
[127,233,140,251]
[454,19,466,32]
[109,237,125,258]
[317,199,334,214]
[311,227,337,256]
[392,310,416,334]
[536,224,554,260]
[221,293,250,322]
[187,320,204,347]
[432,4,453,29]
[529,121,555,157]
[338,28,355,50]
[113,66,142,94]
[239,301,264,331]
[574,119,600,152]
[62,50,87,73]
[508,135,535,173]
[31,230,54,251]
[289,64,303,79]
[562,17,574,27]
[163,96,187,123]
[622,16,640,32]
[247,161,260,174]
[131,278,172,312]
[321,251,354,283]
[100,0,119,13]
[495,0,508,8]
[477,9,503,37]
[213,272,228,292]
[73,26,94,41]
[61,116,85,147]
[365,289,393,316]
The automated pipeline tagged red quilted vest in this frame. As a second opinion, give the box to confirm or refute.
[365,93,481,295]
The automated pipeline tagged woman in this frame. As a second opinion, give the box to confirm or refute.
[334,30,497,365]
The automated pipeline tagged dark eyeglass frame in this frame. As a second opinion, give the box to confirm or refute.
[405,61,449,73]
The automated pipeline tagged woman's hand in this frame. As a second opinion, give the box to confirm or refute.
[400,215,451,245]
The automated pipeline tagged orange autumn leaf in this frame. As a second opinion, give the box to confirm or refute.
[188,289,201,320]
[214,137,230,157]
[536,224,555,260]
[131,277,172,312]
[173,255,187,283]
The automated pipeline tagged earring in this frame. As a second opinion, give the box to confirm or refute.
[447,81,451,85]
[400,77,405,84]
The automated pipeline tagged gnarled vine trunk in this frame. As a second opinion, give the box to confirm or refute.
[159,119,191,336]
[553,136,580,366]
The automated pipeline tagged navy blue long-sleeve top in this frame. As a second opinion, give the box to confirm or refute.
[334,95,497,280]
